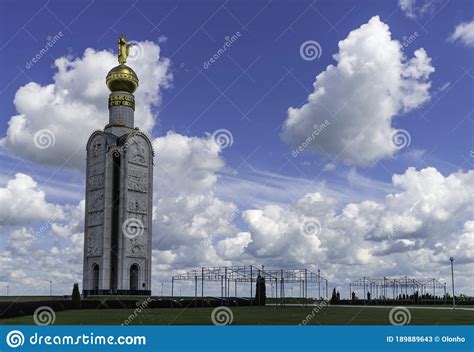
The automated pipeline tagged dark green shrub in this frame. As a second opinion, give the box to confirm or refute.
[71,283,81,309]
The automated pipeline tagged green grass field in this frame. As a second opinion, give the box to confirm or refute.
[1,306,473,325]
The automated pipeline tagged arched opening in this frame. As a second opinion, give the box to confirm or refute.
[92,264,99,291]
[130,264,140,291]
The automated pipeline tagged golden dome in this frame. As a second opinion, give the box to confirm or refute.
[106,64,139,93]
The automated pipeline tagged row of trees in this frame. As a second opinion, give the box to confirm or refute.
[328,287,468,304]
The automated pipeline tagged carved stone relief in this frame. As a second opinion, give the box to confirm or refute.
[127,195,147,214]
[127,236,146,257]
[88,174,104,190]
[90,135,105,159]
[127,211,147,223]
[88,189,104,212]
[127,165,148,193]
[87,227,103,257]
[88,211,104,226]
[128,139,147,165]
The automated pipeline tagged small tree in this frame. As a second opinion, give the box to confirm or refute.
[71,283,81,309]
[351,291,356,301]
[330,288,338,304]
[367,291,371,301]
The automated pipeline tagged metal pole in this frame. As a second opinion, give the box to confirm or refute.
[318,269,321,299]
[235,280,237,297]
[363,277,366,301]
[250,266,253,307]
[326,279,328,299]
[195,276,197,307]
[171,277,174,297]
[450,257,455,309]
[444,283,446,305]
[304,269,308,306]
[201,267,204,300]
[49,281,52,296]
[281,270,284,307]
[6,285,9,296]
[282,278,285,307]
[275,278,277,301]
[405,276,408,298]
[221,275,224,298]
[224,267,227,301]
[383,277,386,299]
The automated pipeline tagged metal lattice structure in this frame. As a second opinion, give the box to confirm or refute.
[171,266,328,305]
[349,276,447,301]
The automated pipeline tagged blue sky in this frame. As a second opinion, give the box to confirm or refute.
[0,0,473,296]
[1,0,472,185]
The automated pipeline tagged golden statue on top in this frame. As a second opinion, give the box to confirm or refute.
[106,34,139,93]
[118,34,134,64]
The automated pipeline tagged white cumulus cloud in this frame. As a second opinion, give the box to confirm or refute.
[1,41,171,169]
[449,20,474,47]
[151,132,238,268]
[237,167,473,275]
[398,0,437,19]
[282,16,434,166]
[0,173,63,226]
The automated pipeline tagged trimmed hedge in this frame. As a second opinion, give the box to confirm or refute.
[0,295,273,320]
[332,298,474,306]
[0,300,73,319]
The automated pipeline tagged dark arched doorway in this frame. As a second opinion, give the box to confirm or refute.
[130,264,140,291]
[92,264,99,292]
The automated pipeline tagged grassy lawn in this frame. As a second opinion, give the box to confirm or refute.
[1,306,473,325]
